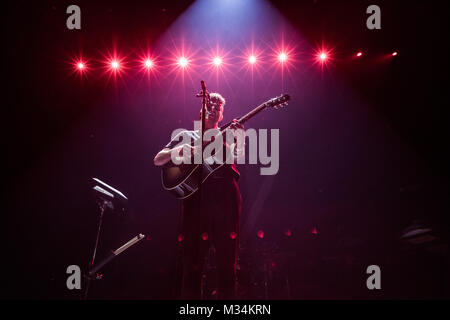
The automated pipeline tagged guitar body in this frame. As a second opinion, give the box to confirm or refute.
[161,161,226,199]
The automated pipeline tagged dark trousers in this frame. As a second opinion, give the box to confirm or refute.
[179,174,241,299]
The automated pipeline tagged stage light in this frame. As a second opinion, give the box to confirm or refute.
[177,234,184,242]
[230,232,237,239]
[278,52,288,62]
[392,51,398,56]
[70,55,89,76]
[213,56,223,67]
[201,232,209,241]
[178,57,189,68]
[319,52,327,61]
[356,52,363,57]
[144,59,154,69]
[71,58,89,77]
[284,229,292,237]
[248,55,257,64]
[100,50,127,78]
[313,44,334,68]
[270,43,296,70]
[257,230,264,239]
[111,60,120,70]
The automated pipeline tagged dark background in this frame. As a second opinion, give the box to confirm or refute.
[2,0,447,299]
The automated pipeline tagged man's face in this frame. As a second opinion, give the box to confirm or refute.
[205,100,223,124]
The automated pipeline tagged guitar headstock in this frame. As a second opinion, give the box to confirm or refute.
[264,94,290,109]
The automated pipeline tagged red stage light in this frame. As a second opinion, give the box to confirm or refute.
[311,227,318,235]
[77,62,85,70]
[278,52,288,62]
[248,55,257,64]
[111,60,120,70]
[230,232,237,240]
[177,234,184,242]
[178,57,189,68]
[144,59,154,69]
[257,230,264,239]
[319,52,327,61]
[99,50,127,78]
[284,229,292,237]
[201,232,209,241]
[212,56,223,67]
[313,44,334,68]
[392,51,398,56]
[356,52,363,57]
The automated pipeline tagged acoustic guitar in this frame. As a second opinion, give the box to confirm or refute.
[161,94,290,199]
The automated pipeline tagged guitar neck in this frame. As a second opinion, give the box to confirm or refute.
[220,102,267,131]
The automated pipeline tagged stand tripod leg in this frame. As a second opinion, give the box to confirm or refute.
[83,201,106,300]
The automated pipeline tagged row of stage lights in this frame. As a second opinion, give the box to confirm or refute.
[71,50,399,76]
[175,227,319,242]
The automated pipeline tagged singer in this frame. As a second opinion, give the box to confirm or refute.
[154,92,244,299]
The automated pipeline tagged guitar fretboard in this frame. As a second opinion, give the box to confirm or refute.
[220,102,267,132]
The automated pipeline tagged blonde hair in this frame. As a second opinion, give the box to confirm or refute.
[209,92,226,107]
[199,92,226,119]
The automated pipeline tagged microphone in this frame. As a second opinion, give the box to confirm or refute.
[196,80,210,119]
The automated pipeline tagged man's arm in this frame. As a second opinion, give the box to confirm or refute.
[153,144,200,166]
[154,145,181,166]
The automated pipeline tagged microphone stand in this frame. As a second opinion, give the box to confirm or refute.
[195,81,209,206]
[198,80,208,183]
[196,81,209,299]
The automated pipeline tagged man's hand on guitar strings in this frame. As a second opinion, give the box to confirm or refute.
[229,119,244,131]
[228,119,245,160]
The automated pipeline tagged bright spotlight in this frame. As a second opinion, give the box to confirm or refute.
[144,59,154,68]
[356,52,363,57]
[111,60,120,69]
[213,56,222,67]
[178,57,188,68]
[278,52,288,62]
[248,55,257,64]
[77,62,85,70]
[392,51,398,56]
[313,44,334,68]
